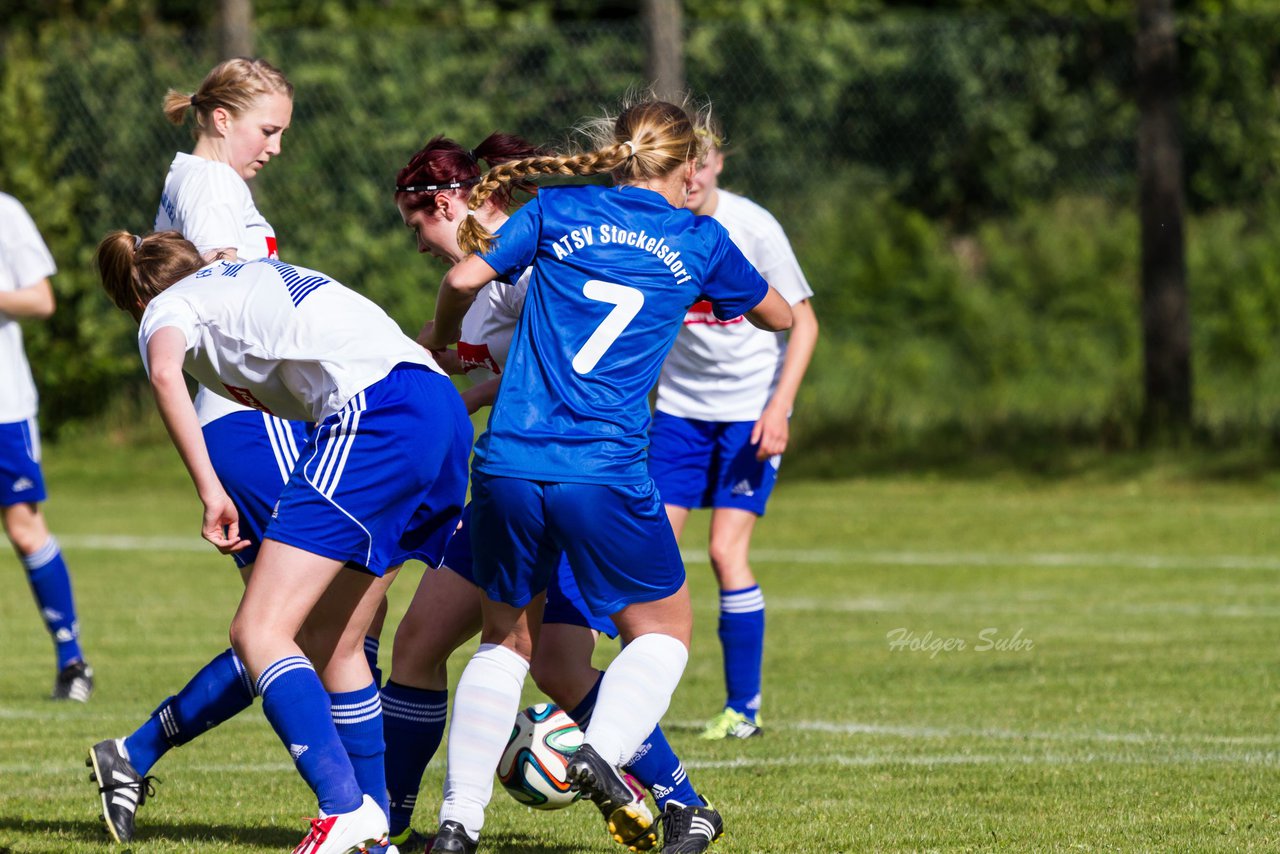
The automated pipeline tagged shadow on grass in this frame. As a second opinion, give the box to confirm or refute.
[478,833,597,853]
[0,815,299,849]
[0,817,600,853]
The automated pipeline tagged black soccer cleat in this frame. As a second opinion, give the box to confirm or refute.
[53,660,94,702]
[87,739,157,843]
[659,802,724,854]
[566,744,658,851]
[429,820,477,854]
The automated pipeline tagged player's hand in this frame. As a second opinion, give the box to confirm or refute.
[431,347,464,375]
[200,492,250,555]
[751,406,790,461]
[418,320,448,352]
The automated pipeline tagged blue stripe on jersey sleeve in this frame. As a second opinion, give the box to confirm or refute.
[257,258,330,307]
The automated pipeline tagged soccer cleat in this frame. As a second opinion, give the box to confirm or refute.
[291,794,388,854]
[87,738,156,843]
[428,820,477,854]
[566,744,658,851]
[697,709,761,741]
[387,827,432,852]
[53,660,94,702]
[659,802,724,854]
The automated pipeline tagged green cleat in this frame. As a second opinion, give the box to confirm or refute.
[698,709,761,741]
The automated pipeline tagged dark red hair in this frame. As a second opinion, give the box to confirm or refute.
[395,132,547,214]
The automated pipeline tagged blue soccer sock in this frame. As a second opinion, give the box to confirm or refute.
[719,585,766,719]
[565,671,603,729]
[625,725,702,810]
[566,671,701,810]
[331,681,388,820]
[124,648,255,775]
[381,681,448,836]
[257,655,362,815]
[21,536,83,669]
[363,636,382,688]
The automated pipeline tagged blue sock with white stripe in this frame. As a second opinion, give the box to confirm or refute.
[21,536,83,669]
[331,681,388,820]
[124,648,255,775]
[363,636,382,688]
[381,681,448,837]
[719,585,766,720]
[257,655,362,814]
[567,671,701,810]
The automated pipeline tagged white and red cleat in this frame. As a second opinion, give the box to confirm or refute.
[291,794,389,854]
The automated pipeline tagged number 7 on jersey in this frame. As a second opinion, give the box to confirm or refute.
[572,280,645,374]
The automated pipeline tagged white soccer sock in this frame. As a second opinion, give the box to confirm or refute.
[439,643,529,836]
[585,633,689,766]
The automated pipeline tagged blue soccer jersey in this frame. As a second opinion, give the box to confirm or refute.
[474,184,769,484]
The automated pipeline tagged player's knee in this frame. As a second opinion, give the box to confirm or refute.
[390,621,453,683]
[529,658,589,708]
[707,539,750,582]
[2,504,48,555]
[227,618,249,660]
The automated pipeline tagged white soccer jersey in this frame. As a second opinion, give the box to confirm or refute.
[138,259,440,423]
[655,189,813,422]
[0,193,57,424]
[156,152,281,425]
[155,153,278,260]
[456,269,530,384]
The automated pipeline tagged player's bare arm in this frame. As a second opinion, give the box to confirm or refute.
[753,297,818,459]
[745,285,792,332]
[146,327,245,554]
[425,254,499,349]
[0,278,55,319]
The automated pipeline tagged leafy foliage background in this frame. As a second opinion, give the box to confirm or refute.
[2,7,1279,461]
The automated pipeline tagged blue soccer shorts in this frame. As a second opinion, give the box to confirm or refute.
[647,411,781,516]
[469,472,685,619]
[442,501,615,637]
[203,409,312,568]
[0,418,47,507]
[266,365,472,577]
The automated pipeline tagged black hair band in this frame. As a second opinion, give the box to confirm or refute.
[394,178,480,193]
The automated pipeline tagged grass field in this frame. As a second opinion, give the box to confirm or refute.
[2,439,1279,852]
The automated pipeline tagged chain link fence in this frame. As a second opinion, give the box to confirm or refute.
[36,16,1136,277]
[18,14,1280,454]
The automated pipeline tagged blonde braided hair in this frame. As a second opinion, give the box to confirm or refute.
[458,98,712,255]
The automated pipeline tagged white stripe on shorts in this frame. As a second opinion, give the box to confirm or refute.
[22,417,41,464]
[312,392,364,498]
[263,413,294,483]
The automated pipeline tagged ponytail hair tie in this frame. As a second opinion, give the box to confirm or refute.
[133,234,143,250]
[466,208,479,218]
[189,94,197,108]
[622,140,637,158]
[465,149,479,164]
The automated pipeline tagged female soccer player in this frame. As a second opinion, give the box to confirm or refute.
[383,134,715,853]
[0,191,93,702]
[650,124,820,741]
[86,58,352,845]
[95,230,471,854]
[419,98,792,854]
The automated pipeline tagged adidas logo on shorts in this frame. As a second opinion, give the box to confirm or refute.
[11,477,34,492]
[730,478,755,497]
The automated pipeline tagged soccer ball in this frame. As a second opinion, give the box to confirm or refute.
[496,703,585,810]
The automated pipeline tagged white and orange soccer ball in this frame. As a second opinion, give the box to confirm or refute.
[496,703,586,810]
